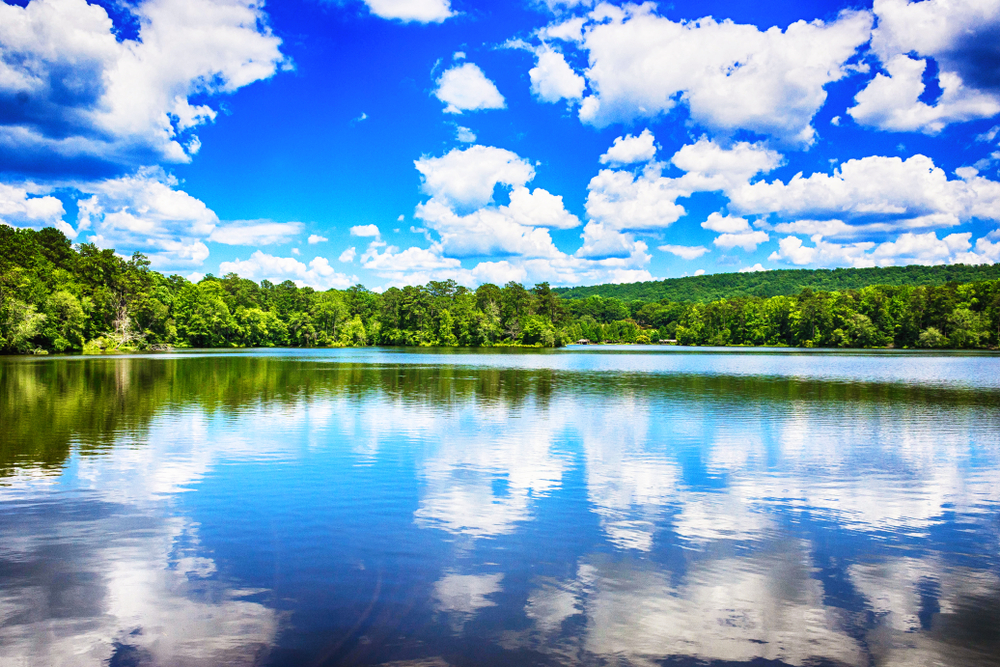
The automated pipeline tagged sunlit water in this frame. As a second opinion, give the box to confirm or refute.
[1,347,998,667]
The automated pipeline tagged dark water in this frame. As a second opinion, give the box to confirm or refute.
[2,347,999,667]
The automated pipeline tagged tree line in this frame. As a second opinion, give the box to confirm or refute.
[555,263,1000,303]
[1,226,998,353]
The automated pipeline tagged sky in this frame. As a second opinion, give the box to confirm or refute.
[2,0,1000,290]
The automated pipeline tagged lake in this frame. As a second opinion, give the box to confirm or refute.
[1,347,999,667]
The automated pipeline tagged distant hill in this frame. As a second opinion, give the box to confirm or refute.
[554,264,1000,303]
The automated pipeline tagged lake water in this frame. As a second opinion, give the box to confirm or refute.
[1,347,999,667]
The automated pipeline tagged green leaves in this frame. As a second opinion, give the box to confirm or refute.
[2,226,999,354]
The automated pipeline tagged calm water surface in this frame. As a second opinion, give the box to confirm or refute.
[1,347,999,667]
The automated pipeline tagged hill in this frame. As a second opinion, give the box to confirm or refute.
[554,264,1000,303]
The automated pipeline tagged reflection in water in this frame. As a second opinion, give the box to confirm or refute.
[1,349,999,666]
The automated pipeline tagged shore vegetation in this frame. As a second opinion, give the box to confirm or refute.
[2,227,999,353]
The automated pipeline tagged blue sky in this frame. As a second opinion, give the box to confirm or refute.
[2,0,1000,289]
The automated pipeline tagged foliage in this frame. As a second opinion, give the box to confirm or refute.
[555,264,1000,303]
[2,227,999,353]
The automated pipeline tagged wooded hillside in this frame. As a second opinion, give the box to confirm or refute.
[555,264,1000,302]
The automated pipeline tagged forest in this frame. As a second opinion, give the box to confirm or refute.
[555,263,1000,302]
[1,226,999,353]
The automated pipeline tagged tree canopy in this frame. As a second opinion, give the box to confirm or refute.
[2,226,999,353]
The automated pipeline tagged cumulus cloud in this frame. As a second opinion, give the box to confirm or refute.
[584,164,687,233]
[209,220,303,246]
[76,168,218,268]
[539,16,587,42]
[0,182,71,236]
[849,0,1000,133]
[219,251,356,289]
[0,0,287,174]
[714,232,769,252]
[308,234,328,244]
[700,213,769,251]
[414,198,564,259]
[362,0,454,23]
[338,246,356,262]
[701,212,751,233]
[529,48,586,103]
[671,138,783,193]
[360,143,657,288]
[600,129,657,165]
[400,180,574,264]
[659,244,709,260]
[434,63,506,114]
[580,139,782,261]
[415,145,535,210]
[767,230,996,267]
[566,4,872,146]
[731,154,1000,231]
[739,263,768,272]
[849,55,1000,133]
[363,242,653,289]
[350,224,380,237]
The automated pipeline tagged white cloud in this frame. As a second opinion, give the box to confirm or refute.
[350,224,381,237]
[434,63,506,114]
[848,0,1000,133]
[579,140,782,261]
[529,48,586,103]
[0,182,71,237]
[767,230,994,267]
[570,4,873,146]
[218,250,355,289]
[977,125,1000,143]
[414,198,563,259]
[694,268,706,276]
[849,55,1000,133]
[739,263,768,272]
[599,129,656,165]
[769,235,877,267]
[671,138,783,194]
[0,0,286,172]
[700,212,751,233]
[575,222,644,259]
[455,126,477,142]
[539,0,594,15]
[363,0,454,23]
[377,144,678,287]
[415,145,535,210]
[731,154,1000,231]
[715,231,769,251]
[659,244,709,260]
[700,213,769,251]
[506,187,581,229]
[361,243,452,269]
[540,16,587,42]
[338,246,357,262]
[209,220,303,246]
[76,168,217,269]
[584,163,687,233]
[308,234,328,244]
[871,230,972,263]
[768,219,857,237]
